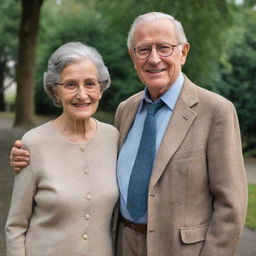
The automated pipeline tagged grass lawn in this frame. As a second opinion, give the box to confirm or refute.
[0,111,14,117]
[245,184,256,231]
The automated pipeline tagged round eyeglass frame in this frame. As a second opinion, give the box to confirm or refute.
[54,80,101,94]
[133,43,182,59]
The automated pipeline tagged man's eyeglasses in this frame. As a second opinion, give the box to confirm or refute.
[133,43,181,59]
[55,79,101,94]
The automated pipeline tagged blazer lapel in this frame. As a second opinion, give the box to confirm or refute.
[149,78,198,188]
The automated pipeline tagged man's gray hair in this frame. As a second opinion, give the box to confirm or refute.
[44,42,110,107]
[127,12,188,49]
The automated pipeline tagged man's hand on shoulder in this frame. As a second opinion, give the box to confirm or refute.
[10,140,30,173]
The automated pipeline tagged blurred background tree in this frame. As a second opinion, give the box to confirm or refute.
[0,0,20,111]
[14,0,44,127]
[1,0,256,155]
[216,6,256,156]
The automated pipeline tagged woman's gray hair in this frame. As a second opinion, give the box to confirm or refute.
[44,42,110,107]
[127,12,188,49]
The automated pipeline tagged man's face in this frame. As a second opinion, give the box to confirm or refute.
[129,19,190,100]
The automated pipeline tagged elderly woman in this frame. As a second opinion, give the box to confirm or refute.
[6,42,119,256]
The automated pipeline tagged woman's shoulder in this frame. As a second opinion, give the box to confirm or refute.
[96,120,119,143]
[96,120,118,134]
[21,121,53,146]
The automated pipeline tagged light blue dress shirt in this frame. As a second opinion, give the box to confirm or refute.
[117,73,184,223]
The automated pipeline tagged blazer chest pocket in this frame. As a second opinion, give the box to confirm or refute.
[172,148,206,177]
[180,224,208,244]
[173,148,205,160]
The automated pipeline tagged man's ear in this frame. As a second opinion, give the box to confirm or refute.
[181,42,190,65]
[128,48,137,70]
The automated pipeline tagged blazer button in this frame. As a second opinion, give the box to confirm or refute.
[82,234,88,240]
[85,214,90,220]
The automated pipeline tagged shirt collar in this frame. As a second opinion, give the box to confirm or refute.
[138,72,184,112]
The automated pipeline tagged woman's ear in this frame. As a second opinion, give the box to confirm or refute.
[51,87,61,104]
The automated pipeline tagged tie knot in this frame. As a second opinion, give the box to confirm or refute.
[146,101,164,115]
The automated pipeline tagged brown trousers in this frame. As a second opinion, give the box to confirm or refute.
[116,221,147,256]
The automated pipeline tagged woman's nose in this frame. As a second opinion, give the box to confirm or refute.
[75,87,89,99]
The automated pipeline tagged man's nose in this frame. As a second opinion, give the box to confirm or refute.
[147,48,161,65]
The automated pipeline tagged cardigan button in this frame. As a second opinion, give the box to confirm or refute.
[80,146,86,151]
[86,194,92,201]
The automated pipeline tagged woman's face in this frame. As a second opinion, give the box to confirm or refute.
[54,59,102,121]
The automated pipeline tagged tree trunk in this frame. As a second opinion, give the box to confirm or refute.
[14,0,44,128]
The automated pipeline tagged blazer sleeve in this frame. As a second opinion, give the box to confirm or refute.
[200,100,248,255]
[5,158,36,256]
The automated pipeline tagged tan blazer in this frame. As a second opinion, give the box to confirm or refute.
[114,76,248,256]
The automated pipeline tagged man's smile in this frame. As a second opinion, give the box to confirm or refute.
[146,68,166,73]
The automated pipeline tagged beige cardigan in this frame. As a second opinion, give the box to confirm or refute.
[6,120,119,256]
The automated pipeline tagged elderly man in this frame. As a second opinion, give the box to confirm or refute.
[115,12,247,256]
[10,12,247,256]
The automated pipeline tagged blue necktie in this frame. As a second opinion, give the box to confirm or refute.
[127,101,164,221]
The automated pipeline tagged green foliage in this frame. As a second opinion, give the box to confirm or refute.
[213,8,256,153]
[101,0,237,85]
[35,0,106,113]
[243,0,256,7]
[1,0,255,149]
[33,0,256,151]
[35,0,142,113]
[35,0,240,114]
[0,0,20,110]
[0,0,20,58]
[245,184,256,231]
[93,109,115,125]
[0,0,20,78]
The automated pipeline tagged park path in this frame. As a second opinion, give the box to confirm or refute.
[0,114,255,255]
